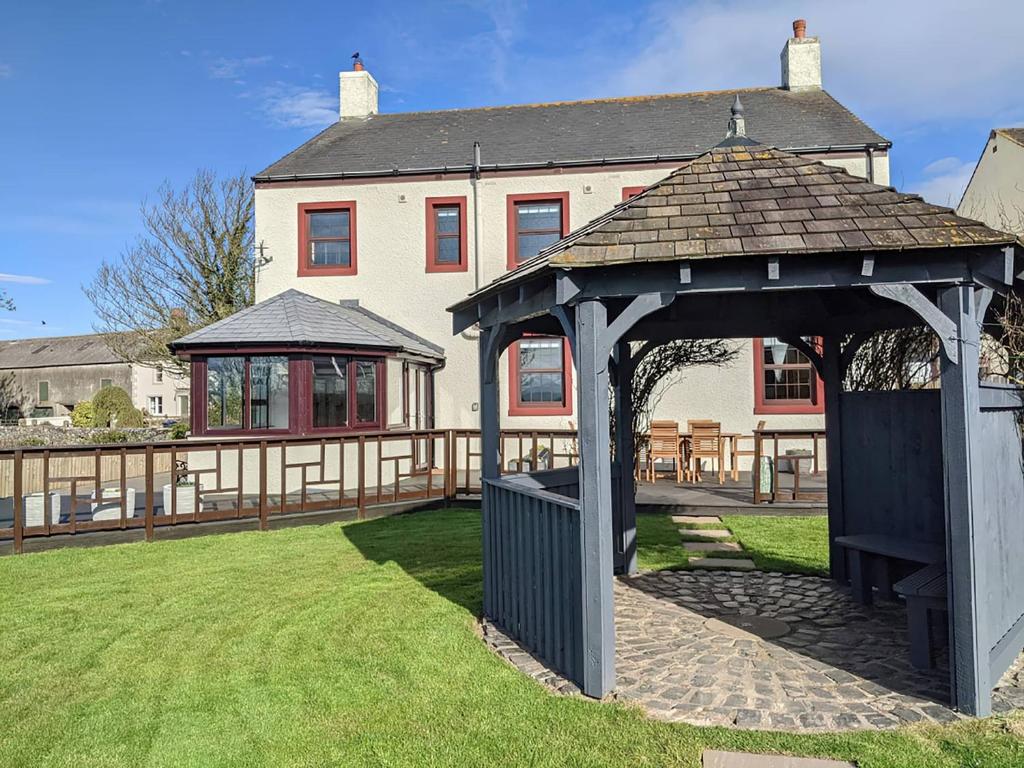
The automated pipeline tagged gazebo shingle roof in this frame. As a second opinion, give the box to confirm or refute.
[547,143,1016,268]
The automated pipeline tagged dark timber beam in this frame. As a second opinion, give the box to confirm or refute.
[839,331,873,379]
[611,340,637,575]
[938,285,989,716]
[822,336,847,584]
[781,336,824,377]
[868,284,959,364]
[478,325,503,619]
[575,299,616,698]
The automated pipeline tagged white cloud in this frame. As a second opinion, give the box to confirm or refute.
[258,84,336,129]
[0,273,50,285]
[0,64,12,79]
[208,55,272,80]
[912,156,976,207]
[596,0,1024,126]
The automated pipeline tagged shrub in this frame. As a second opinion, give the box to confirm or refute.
[70,401,95,427]
[91,386,144,428]
[167,421,190,440]
[88,429,131,445]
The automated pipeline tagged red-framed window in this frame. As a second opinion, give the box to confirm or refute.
[508,336,573,416]
[298,201,357,277]
[753,337,825,414]
[310,355,384,431]
[204,355,293,434]
[506,192,569,270]
[425,196,468,273]
[622,186,646,201]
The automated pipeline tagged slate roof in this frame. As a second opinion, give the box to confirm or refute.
[170,289,444,359]
[547,142,1017,267]
[256,88,889,180]
[449,139,1017,312]
[0,333,124,370]
[996,127,1024,148]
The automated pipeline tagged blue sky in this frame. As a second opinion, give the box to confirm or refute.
[2,0,1022,340]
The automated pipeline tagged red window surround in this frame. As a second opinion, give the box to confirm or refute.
[752,337,825,415]
[297,201,358,277]
[508,337,574,417]
[505,192,570,271]
[425,196,468,273]
[621,186,646,201]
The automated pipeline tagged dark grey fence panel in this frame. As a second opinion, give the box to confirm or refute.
[839,390,945,544]
[974,394,1024,684]
[482,476,584,687]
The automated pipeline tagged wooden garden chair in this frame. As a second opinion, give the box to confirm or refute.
[730,420,766,481]
[688,420,725,484]
[646,420,682,483]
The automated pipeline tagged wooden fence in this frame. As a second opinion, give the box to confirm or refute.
[0,428,579,554]
[482,469,584,687]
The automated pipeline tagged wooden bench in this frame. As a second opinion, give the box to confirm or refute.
[894,563,948,670]
[834,534,944,606]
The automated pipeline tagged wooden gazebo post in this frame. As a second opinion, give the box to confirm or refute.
[575,298,617,695]
[612,339,638,575]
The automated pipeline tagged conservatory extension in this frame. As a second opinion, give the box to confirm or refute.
[170,289,444,437]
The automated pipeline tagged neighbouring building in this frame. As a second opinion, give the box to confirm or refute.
[0,332,190,425]
[175,20,892,452]
[959,128,1024,233]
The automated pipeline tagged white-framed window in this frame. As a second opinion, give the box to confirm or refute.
[148,396,164,415]
[154,366,163,383]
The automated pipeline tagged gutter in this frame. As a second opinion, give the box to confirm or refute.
[252,142,893,183]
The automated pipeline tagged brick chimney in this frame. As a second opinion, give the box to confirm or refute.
[780,19,821,91]
[339,54,378,119]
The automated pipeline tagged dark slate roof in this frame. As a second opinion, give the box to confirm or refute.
[256,88,889,180]
[449,141,1017,312]
[548,143,1017,267]
[170,289,444,359]
[0,333,124,370]
[996,127,1024,147]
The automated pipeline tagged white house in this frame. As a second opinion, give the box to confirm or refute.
[959,128,1024,234]
[174,21,891,454]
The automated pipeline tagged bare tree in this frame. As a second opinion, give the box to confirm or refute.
[85,169,255,372]
[618,339,738,466]
[844,327,940,391]
[0,290,12,312]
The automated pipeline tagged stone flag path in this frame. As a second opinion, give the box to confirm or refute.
[674,515,756,570]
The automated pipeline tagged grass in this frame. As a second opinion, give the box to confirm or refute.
[722,515,830,576]
[0,509,1021,766]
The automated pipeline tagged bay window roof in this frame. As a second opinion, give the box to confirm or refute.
[170,289,444,360]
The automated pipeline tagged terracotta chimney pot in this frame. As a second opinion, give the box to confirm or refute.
[353,60,364,71]
[793,19,807,39]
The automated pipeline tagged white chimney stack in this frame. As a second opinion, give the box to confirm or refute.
[780,19,821,91]
[339,55,379,119]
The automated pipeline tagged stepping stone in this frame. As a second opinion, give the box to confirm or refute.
[672,515,722,525]
[683,541,743,552]
[681,529,732,539]
[688,557,756,571]
[703,751,855,767]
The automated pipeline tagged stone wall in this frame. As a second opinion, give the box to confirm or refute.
[0,425,172,450]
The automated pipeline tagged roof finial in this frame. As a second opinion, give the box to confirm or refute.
[727,94,746,138]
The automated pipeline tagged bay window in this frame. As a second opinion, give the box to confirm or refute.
[310,356,383,431]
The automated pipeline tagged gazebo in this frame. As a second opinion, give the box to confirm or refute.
[449,106,1024,716]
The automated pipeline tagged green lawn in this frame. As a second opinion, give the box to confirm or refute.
[1,509,1021,767]
[722,515,830,576]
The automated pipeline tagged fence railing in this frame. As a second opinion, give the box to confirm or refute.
[0,428,580,554]
[482,469,583,687]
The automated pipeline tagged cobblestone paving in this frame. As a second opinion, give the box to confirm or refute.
[481,569,1024,732]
